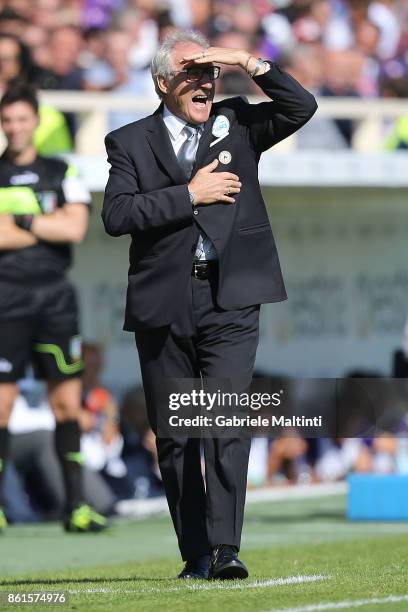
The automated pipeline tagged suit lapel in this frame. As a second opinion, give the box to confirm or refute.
[146,104,187,185]
[146,104,217,183]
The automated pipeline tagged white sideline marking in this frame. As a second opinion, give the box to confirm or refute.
[69,573,329,595]
[268,594,408,612]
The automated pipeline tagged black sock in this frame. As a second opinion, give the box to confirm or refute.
[55,420,84,513]
[0,427,9,508]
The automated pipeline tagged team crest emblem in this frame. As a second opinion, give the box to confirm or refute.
[218,151,232,164]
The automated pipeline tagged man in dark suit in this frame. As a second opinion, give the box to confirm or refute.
[102,30,317,580]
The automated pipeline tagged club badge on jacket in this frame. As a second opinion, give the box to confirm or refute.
[210,115,230,147]
[218,151,232,164]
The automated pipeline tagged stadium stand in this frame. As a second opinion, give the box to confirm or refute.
[0,0,408,522]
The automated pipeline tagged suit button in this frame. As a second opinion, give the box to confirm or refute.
[193,209,199,215]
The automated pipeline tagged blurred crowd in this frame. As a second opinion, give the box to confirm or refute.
[3,343,408,523]
[4,343,164,523]
[1,0,408,521]
[0,0,408,148]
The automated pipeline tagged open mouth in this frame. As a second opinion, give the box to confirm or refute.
[192,94,209,108]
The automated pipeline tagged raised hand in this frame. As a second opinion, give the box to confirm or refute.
[180,47,250,70]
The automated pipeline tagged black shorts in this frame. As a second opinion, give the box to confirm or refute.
[0,278,84,383]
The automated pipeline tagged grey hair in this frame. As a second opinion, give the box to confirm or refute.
[150,30,210,99]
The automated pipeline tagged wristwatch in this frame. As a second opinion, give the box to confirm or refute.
[250,58,269,78]
[13,214,34,231]
[188,190,195,206]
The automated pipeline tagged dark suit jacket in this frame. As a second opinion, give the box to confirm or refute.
[102,62,317,330]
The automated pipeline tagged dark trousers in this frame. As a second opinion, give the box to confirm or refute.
[135,268,260,560]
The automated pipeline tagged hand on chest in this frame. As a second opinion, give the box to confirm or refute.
[143,110,250,190]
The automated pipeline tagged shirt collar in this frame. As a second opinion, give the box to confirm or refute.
[163,105,204,140]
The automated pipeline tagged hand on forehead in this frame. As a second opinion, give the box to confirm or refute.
[172,42,211,68]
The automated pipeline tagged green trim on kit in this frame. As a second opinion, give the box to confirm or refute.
[33,342,84,374]
[0,186,42,215]
[65,164,79,178]
[64,451,85,465]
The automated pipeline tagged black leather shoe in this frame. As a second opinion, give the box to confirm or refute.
[178,554,210,579]
[208,544,248,580]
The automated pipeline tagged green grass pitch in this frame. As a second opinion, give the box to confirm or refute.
[1,494,407,611]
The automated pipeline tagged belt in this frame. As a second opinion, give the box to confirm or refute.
[192,260,218,280]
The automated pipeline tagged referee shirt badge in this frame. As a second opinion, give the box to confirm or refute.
[38,191,58,213]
